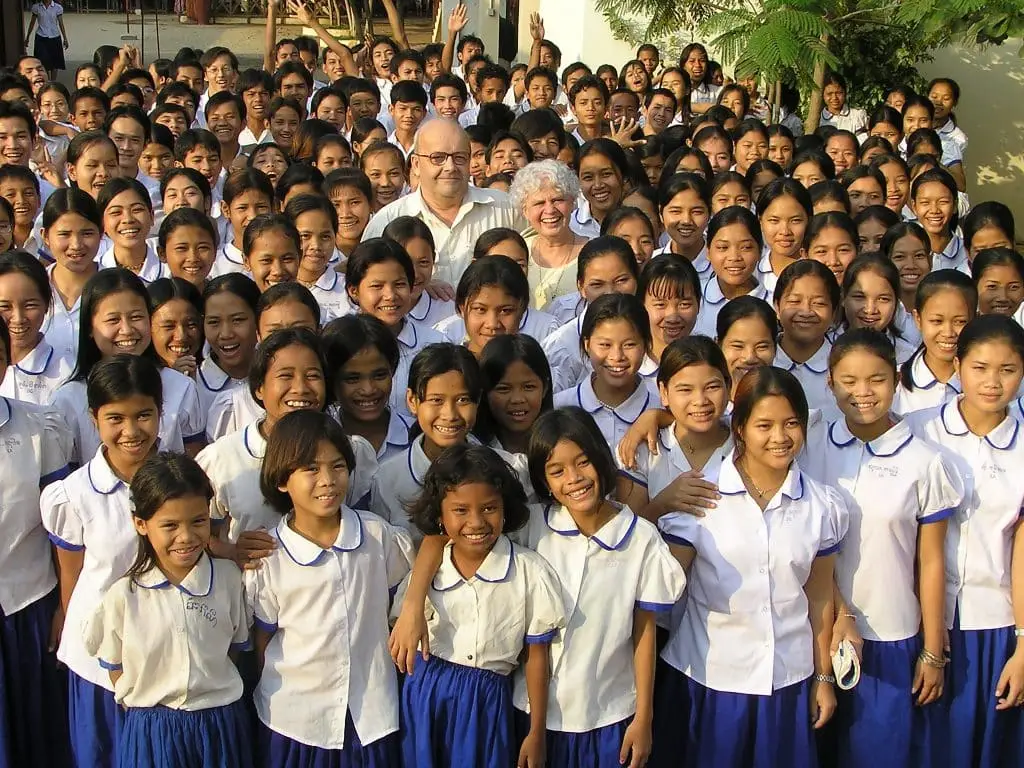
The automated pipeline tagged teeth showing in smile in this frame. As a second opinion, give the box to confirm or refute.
[567,485,592,500]
[168,343,191,354]
[284,399,314,408]
[115,339,138,349]
[464,532,489,542]
[434,424,462,435]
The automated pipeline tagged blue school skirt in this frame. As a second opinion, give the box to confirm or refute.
[119,699,251,768]
[651,659,817,768]
[833,636,944,768]
[259,716,401,768]
[514,708,629,768]
[68,671,124,768]
[401,655,514,768]
[947,612,1024,768]
[0,589,69,768]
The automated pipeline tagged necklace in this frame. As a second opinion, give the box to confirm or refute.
[737,460,782,499]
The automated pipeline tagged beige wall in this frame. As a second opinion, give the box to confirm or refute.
[918,41,1024,230]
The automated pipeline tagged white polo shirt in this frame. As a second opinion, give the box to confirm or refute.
[50,366,205,466]
[96,244,169,284]
[772,340,838,422]
[83,554,248,709]
[568,199,601,241]
[433,307,560,346]
[394,535,565,675]
[802,418,962,642]
[208,240,247,280]
[936,119,968,159]
[541,315,587,395]
[511,503,685,731]
[930,233,968,274]
[407,291,456,331]
[659,454,848,695]
[553,374,658,453]
[196,357,246,419]
[692,279,772,339]
[819,106,869,137]
[246,509,412,750]
[0,398,69,614]
[893,303,922,349]
[206,386,262,443]
[42,265,83,362]
[653,244,712,285]
[362,186,526,287]
[390,320,447,417]
[755,251,780,300]
[41,448,140,688]
[0,340,72,405]
[620,424,733,501]
[307,269,352,321]
[909,401,1024,631]
[892,349,961,417]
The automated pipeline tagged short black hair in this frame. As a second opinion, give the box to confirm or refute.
[527,407,618,503]
[249,327,325,407]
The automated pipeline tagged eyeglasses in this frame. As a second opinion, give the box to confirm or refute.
[414,151,471,167]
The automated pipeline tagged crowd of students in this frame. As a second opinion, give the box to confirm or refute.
[2,0,1023,766]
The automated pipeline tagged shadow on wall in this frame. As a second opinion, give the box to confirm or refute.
[919,40,1024,229]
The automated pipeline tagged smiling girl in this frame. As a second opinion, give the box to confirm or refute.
[157,207,217,289]
[147,277,202,379]
[383,216,454,330]
[639,254,701,365]
[882,221,931,349]
[910,168,967,272]
[360,142,408,212]
[756,178,812,297]
[241,213,301,293]
[802,211,859,288]
[447,256,530,357]
[840,253,917,364]
[477,333,553,456]
[574,139,628,236]
[972,248,1024,319]
[198,274,259,416]
[284,194,349,320]
[66,131,120,203]
[97,178,166,283]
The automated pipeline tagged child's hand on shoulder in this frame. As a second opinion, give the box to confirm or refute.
[234,529,276,570]
[517,727,545,768]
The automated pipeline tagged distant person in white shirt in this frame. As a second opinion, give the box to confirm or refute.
[84,453,252,768]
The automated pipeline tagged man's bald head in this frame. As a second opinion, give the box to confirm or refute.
[411,119,471,205]
[412,118,470,154]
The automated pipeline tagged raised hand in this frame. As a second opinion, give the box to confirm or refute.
[529,12,545,41]
[448,3,469,35]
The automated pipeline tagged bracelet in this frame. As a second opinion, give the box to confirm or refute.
[918,649,947,669]
[840,613,856,620]
[814,673,836,684]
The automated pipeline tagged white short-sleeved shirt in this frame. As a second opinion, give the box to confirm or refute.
[546,293,586,326]
[653,244,712,285]
[50,366,205,465]
[433,307,560,346]
[396,535,565,675]
[41,449,139,688]
[621,425,733,502]
[801,418,962,642]
[83,554,248,709]
[0,340,72,405]
[553,375,658,453]
[819,106,868,137]
[937,119,968,160]
[772,340,839,422]
[0,398,69,613]
[391,320,447,417]
[407,291,456,331]
[755,251,780,300]
[196,357,246,419]
[307,269,352,321]
[42,267,83,362]
[568,200,601,241]
[246,510,413,750]
[96,244,169,284]
[512,503,685,732]
[209,240,246,280]
[206,386,263,442]
[31,2,63,37]
[541,315,587,394]
[659,454,848,695]
[362,187,525,288]
[692,280,772,339]
[690,83,722,107]
[893,302,922,349]
[909,401,1024,631]
[930,233,968,273]
[892,349,961,417]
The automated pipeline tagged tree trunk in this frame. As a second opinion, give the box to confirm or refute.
[772,79,782,123]
[344,0,362,36]
[804,33,830,133]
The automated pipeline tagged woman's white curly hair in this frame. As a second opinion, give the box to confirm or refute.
[508,159,581,212]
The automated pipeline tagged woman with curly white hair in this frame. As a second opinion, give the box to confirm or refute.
[509,160,591,310]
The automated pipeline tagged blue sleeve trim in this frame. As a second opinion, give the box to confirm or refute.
[182,432,206,445]
[816,542,841,557]
[617,468,647,488]
[229,640,250,651]
[40,464,71,489]
[253,616,278,633]
[662,532,693,547]
[98,659,122,671]
[635,600,674,613]
[48,533,84,552]
[524,628,558,644]
[945,159,963,167]
[919,507,955,525]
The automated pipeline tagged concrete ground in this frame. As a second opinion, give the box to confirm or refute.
[27,10,437,82]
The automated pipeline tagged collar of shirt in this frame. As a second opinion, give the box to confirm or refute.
[821,106,850,120]
[133,552,215,596]
[432,534,514,591]
[243,422,268,460]
[910,349,962,393]
[639,355,659,380]
[97,244,165,282]
[661,424,734,472]
[382,410,412,454]
[702,276,768,307]
[827,417,914,457]
[0,397,10,430]
[276,505,364,565]
[408,291,433,322]
[543,502,638,551]
[940,397,1019,449]
[198,357,232,393]
[717,450,804,506]
[14,340,55,375]
[88,448,126,495]
[774,339,830,375]
[406,434,432,486]
[575,374,652,423]
[396,319,420,351]
[933,233,965,267]
[314,268,342,292]
[220,240,245,266]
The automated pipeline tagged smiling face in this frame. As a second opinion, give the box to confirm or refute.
[39,89,69,122]
[244,229,300,292]
[92,393,160,469]
[0,178,39,230]
[645,282,699,351]
[348,260,411,330]
[720,316,776,393]
[295,209,337,284]
[92,290,151,358]
[660,362,728,434]
[337,345,393,424]
[828,347,895,431]
[823,83,846,115]
[486,138,528,178]
[408,370,478,454]
[914,287,972,366]
[68,141,120,200]
[257,343,326,424]
[330,186,372,249]
[461,285,524,356]
[150,298,201,368]
[203,291,256,378]
[524,184,573,238]
[0,117,32,167]
[0,272,46,359]
[544,439,602,516]
[283,440,349,521]
[72,97,106,133]
[805,225,856,285]
[776,275,833,347]
[737,394,804,472]
[207,102,243,146]
[911,180,955,238]
[889,234,932,299]
[364,151,407,210]
[487,359,545,437]
[103,189,153,252]
[269,106,301,148]
[134,495,211,575]
[956,339,1024,416]
[661,188,709,255]
[976,265,1024,317]
[708,222,759,288]
[44,211,102,275]
[760,195,807,260]
[842,269,894,333]
[733,131,767,175]
[585,317,645,390]
[440,481,504,560]
[160,225,215,288]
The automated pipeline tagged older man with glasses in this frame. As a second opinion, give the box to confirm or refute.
[362,119,525,288]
